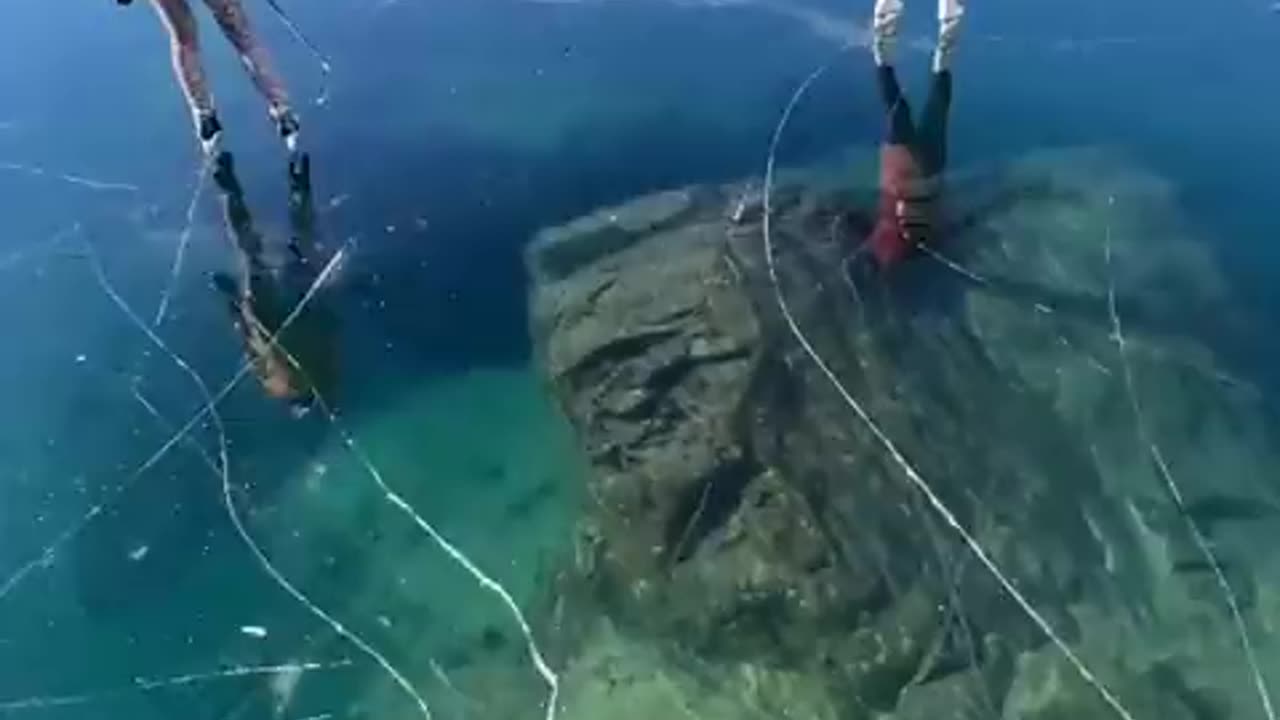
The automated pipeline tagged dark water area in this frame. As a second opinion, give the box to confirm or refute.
[2,0,1280,718]
[6,0,1277,372]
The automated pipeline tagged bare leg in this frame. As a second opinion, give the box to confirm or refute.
[201,0,292,115]
[151,0,215,124]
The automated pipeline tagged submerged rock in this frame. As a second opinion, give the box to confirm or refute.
[527,147,1280,718]
[557,619,843,720]
[1001,647,1211,720]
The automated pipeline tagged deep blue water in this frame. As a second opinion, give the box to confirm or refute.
[2,0,1279,718]
[5,0,1279,366]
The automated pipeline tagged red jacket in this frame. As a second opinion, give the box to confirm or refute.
[869,143,939,268]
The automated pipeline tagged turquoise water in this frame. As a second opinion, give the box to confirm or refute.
[2,0,1280,718]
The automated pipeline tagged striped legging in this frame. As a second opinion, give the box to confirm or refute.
[150,0,290,120]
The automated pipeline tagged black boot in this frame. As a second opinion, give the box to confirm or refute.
[197,112,223,156]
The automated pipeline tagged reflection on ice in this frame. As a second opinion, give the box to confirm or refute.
[91,237,436,719]
[2,1,1278,719]
[758,45,1135,720]
[0,243,349,605]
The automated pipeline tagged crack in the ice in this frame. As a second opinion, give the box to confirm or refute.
[760,40,1138,720]
[0,241,349,605]
[87,241,437,720]
[1104,201,1275,720]
[1,161,140,194]
[0,660,353,713]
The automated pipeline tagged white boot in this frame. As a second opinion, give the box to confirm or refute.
[872,0,905,66]
[934,0,964,71]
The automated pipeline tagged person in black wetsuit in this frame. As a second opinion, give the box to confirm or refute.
[862,0,963,269]
[210,151,337,416]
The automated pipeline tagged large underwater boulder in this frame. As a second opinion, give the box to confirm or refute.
[527,147,1280,719]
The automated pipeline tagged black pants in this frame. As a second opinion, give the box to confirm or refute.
[211,151,337,408]
[879,66,953,176]
[212,151,320,325]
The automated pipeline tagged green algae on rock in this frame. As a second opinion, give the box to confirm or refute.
[528,147,1280,719]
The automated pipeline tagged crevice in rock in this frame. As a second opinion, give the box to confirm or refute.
[665,456,756,565]
[562,328,682,383]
